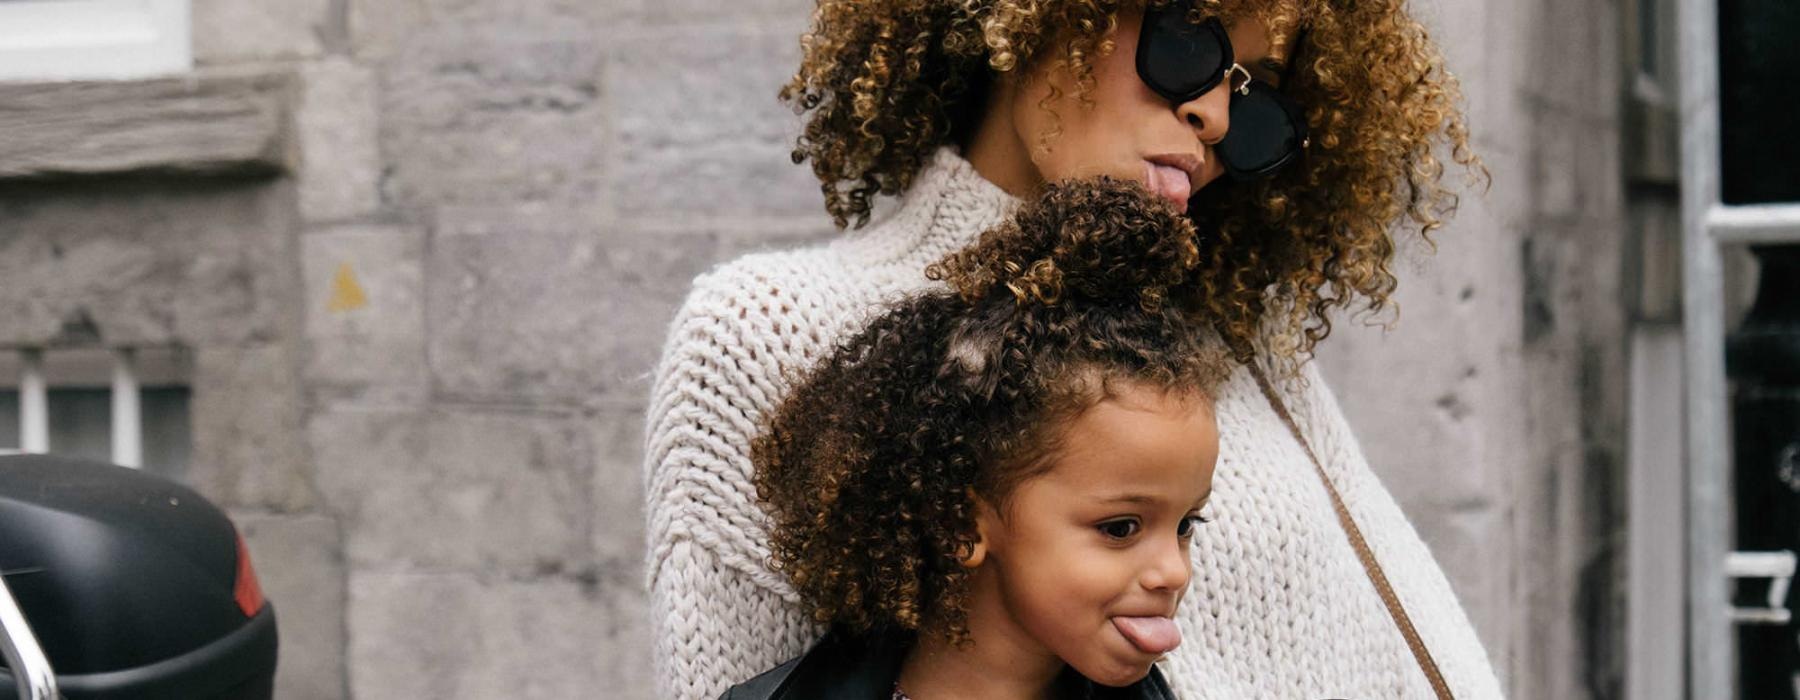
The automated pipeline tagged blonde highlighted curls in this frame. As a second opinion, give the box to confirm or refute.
[753,179,1229,644]
[1187,0,1485,364]
[780,0,1132,229]
[781,0,1483,361]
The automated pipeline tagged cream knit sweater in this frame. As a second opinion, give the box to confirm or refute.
[644,147,1505,700]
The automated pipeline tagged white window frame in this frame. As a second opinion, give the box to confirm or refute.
[0,0,190,83]
[1676,0,1800,694]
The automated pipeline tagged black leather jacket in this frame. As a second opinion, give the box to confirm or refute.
[720,628,1178,700]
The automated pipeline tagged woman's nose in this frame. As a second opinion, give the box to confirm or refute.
[1175,82,1232,146]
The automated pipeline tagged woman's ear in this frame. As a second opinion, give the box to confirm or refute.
[962,489,996,569]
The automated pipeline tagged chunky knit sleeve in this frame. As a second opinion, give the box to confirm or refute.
[640,148,1021,698]
[649,541,817,699]
[642,260,831,700]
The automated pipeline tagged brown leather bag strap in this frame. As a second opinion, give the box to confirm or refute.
[1247,362,1454,700]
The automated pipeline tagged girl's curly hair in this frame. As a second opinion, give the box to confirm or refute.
[779,0,1483,361]
[752,178,1230,644]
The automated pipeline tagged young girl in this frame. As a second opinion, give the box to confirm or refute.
[724,179,1232,699]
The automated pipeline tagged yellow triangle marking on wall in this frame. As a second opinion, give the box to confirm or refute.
[327,262,368,313]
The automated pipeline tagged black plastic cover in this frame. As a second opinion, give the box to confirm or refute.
[0,454,277,699]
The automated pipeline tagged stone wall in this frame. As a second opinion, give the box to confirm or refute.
[0,0,1630,697]
[1314,0,1631,696]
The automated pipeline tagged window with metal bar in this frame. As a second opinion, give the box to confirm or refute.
[0,347,191,478]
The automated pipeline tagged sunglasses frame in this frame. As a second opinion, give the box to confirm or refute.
[1219,80,1312,181]
[1136,0,1312,181]
[1135,5,1236,104]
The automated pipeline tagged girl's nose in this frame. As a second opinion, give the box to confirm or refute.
[1141,538,1193,592]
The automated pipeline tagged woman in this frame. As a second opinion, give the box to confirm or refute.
[644,0,1498,697]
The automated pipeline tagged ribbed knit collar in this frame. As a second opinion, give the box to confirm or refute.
[835,146,1020,269]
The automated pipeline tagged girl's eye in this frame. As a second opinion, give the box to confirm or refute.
[1176,514,1212,538]
[1098,519,1141,540]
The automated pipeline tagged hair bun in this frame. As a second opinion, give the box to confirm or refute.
[929,177,1201,310]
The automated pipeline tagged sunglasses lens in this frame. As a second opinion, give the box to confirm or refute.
[1142,10,1228,97]
[1219,89,1299,174]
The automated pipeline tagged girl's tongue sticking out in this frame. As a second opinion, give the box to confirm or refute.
[1113,615,1183,655]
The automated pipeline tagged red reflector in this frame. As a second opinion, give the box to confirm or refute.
[234,531,266,617]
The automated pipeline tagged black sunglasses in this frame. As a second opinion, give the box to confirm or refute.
[1136,0,1310,179]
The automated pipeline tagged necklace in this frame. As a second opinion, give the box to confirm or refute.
[892,682,911,700]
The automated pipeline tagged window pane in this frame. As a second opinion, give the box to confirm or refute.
[1719,0,1800,204]
[0,0,191,82]
[0,388,191,479]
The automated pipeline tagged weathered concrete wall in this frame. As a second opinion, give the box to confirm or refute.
[0,0,1628,697]
[1313,0,1630,697]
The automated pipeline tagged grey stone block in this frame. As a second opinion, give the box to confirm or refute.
[0,180,296,348]
[347,570,652,699]
[346,0,426,58]
[635,0,813,24]
[425,212,717,402]
[0,66,294,180]
[349,0,624,59]
[608,27,822,222]
[192,0,333,63]
[309,406,594,571]
[379,26,607,209]
[300,225,427,404]
[190,344,316,511]
[591,404,646,568]
[233,513,347,700]
[1529,109,1589,222]
[298,59,383,222]
[1522,0,1618,120]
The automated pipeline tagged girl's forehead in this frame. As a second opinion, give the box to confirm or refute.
[1023,388,1217,492]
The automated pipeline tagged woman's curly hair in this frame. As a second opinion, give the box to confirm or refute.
[752,178,1231,644]
[779,0,1482,361]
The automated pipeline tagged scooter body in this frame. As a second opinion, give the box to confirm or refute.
[0,455,278,699]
